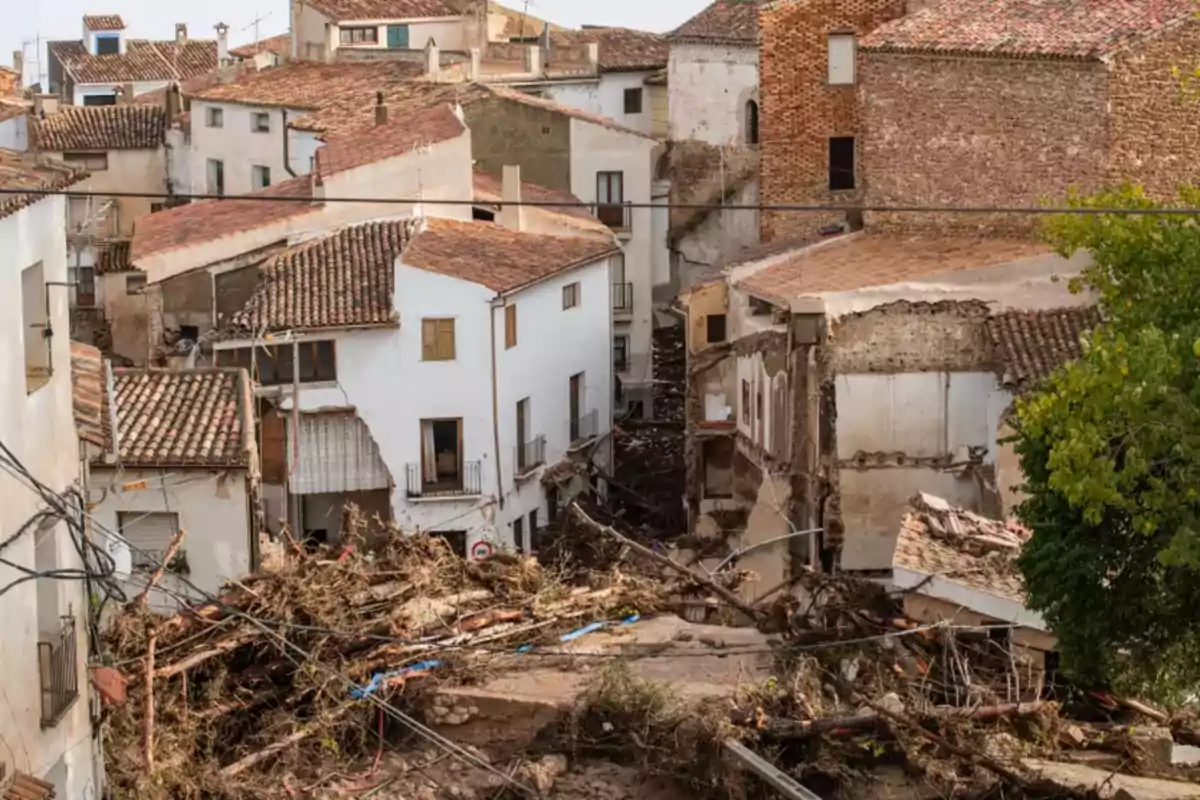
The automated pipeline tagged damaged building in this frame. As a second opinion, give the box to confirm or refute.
[681,230,1096,585]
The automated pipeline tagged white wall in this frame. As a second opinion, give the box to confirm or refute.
[544,72,658,138]
[0,115,29,151]
[668,42,758,146]
[329,18,467,53]
[188,102,303,197]
[91,467,252,611]
[0,195,98,800]
[569,119,661,398]
[73,80,167,107]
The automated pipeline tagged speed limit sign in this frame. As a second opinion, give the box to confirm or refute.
[470,540,494,560]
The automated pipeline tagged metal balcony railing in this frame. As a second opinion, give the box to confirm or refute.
[38,615,78,728]
[570,409,599,444]
[515,435,546,476]
[593,201,632,231]
[405,461,482,498]
[612,282,633,313]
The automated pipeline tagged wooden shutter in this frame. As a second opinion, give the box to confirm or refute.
[118,512,180,568]
[505,305,517,349]
[423,319,455,360]
[437,319,456,360]
[422,319,437,360]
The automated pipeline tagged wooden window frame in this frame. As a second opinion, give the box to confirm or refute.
[340,26,379,45]
[252,165,271,189]
[505,304,517,349]
[623,87,643,115]
[206,106,223,128]
[562,282,579,310]
[421,318,457,361]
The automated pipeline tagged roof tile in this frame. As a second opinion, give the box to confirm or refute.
[986,306,1101,390]
[300,0,460,21]
[70,341,106,448]
[860,0,1197,60]
[31,105,166,151]
[550,27,668,72]
[103,369,250,467]
[229,32,292,60]
[3,771,55,800]
[0,148,89,221]
[84,14,126,30]
[315,103,466,178]
[404,217,618,293]
[670,0,761,45]
[96,240,135,274]
[50,38,217,84]
[231,220,410,334]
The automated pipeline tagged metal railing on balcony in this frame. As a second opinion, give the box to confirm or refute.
[405,461,482,499]
[38,615,78,728]
[570,409,599,444]
[593,201,632,231]
[612,282,634,313]
[515,435,546,476]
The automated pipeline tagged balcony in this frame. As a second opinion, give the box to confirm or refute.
[38,615,78,728]
[515,435,546,477]
[593,201,632,233]
[612,282,634,314]
[405,461,482,499]
[570,409,599,444]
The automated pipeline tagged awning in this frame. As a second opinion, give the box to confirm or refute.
[288,412,391,495]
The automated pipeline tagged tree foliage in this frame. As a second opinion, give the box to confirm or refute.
[1014,186,1200,700]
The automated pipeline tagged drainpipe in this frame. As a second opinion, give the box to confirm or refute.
[489,298,505,509]
[281,109,297,177]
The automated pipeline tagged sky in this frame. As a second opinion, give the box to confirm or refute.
[3,0,710,86]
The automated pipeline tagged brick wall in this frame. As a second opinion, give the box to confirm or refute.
[1108,22,1200,199]
[758,0,905,242]
[860,53,1109,233]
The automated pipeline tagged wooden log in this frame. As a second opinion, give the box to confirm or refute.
[219,704,353,777]
[569,503,764,622]
[132,529,187,610]
[154,630,259,678]
[143,628,157,771]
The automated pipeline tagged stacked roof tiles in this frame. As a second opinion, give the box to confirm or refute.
[83,14,126,30]
[301,0,460,19]
[550,27,668,72]
[31,105,167,151]
[0,148,89,221]
[50,37,218,84]
[986,306,1101,391]
[670,0,761,45]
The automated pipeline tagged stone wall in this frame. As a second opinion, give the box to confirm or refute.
[463,96,572,193]
[830,300,992,373]
[859,52,1109,234]
[758,0,905,242]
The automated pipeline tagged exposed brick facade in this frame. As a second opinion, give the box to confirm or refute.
[758,0,905,242]
[860,20,1200,233]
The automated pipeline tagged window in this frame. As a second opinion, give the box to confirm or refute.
[71,266,95,308]
[596,171,626,230]
[419,418,464,490]
[613,335,629,371]
[386,24,410,48]
[217,341,336,385]
[756,387,763,421]
[62,152,107,171]
[251,112,270,133]
[516,397,530,452]
[746,100,759,145]
[472,206,496,222]
[505,304,517,349]
[22,261,50,392]
[421,318,456,361]
[513,516,524,554]
[828,33,856,85]
[126,273,146,295]
[206,106,224,128]
[339,26,379,45]
[529,509,540,552]
[623,87,643,115]
[95,34,120,56]
[706,313,727,344]
[207,158,225,196]
[118,512,183,571]
[179,325,200,343]
[252,165,271,190]
[741,379,750,423]
[562,282,579,310]
[829,137,855,191]
[150,202,165,214]
[82,93,116,106]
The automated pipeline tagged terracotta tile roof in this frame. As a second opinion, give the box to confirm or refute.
[0,148,89,221]
[315,103,465,178]
[404,217,619,293]
[860,0,1197,61]
[230,32,292,60]
[230,220,410,334]
[550,28,668,72]
[894,493,1031,604]
[31,105,166,151]
[103,368,251,467]
[670,0,761,45]
[473,170,596,221]
[485,84,658,140]
[986,306,1101,391]
[70,341,106,448]
[300,0,461,22]
[131,175,320,261]
[736,233,1052,303]
[0,98,30,124]
[50,38,217,84]
[84,14,126,30]
[2,771,55,800]
[96,240,135,274]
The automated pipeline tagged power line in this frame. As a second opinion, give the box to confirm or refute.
[0,185,1196,215]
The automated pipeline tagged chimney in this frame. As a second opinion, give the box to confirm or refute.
[499,165,525,232]
[175,23,188,46]
[524,44,542,75]
[585,42,599,69]
[33,94,59,116]
[424,38,440,79]
[214,22,230,66]
[12,51,22,80]
[374,91,388,126]
[117,82,135,104]
[468,48,481,81]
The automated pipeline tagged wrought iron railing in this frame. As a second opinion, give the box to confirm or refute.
[38,615,78,728]
[612,282,634,313]
[570,409,599,444]
[515,435,546,475]
[405,461,482,498]
[593,201,632,231]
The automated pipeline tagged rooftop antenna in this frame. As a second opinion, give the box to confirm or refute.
[242,11,273,43]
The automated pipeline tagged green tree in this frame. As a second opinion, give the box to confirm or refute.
[1014,186,1200,700]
